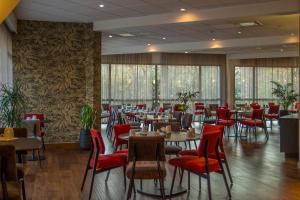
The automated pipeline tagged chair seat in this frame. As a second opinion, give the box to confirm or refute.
[165,145,182,155]
[169,155,199,167]
[184,157,221,173]
[265,113,279,119]
[217,119,235,126]
[89,154,127,170]
[126,161,166,179]
[240,119,263,127]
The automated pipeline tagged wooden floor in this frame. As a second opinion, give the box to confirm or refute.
[23,123,300,200]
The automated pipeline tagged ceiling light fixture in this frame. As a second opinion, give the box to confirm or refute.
[162,37,166,40]
[237,31,242,34]
[180,8,186,12]
[290,33,295,36]
[108,35,113,38]
[184,51,188,54]
[147,43,151,46]
[99,4,104,8]
[240,21,262,27]
[212,38,216,41]
[280,48,284,52]
[118,33,135,37]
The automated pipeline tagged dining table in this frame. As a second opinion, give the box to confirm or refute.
[118,130,201,198]
[0,137,42,167]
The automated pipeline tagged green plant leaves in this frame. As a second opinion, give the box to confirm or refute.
[79,104,96,129]
[271,81,299,110]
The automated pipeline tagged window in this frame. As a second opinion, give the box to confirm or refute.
[235,67,254,104]
[0,25,13,86]
[201,66,220,104]
[234,66,299,105]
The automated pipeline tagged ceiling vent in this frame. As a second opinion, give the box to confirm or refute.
[239,20,263,27]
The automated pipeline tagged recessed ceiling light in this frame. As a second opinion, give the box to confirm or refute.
[237,31,242,34]
[212,38,216,41]
[108,35,113,38]
[184,51,188,54]
[99,4,104,8]
[180,8,186,12]
[162,37,166,40]
[280,48,284,52]
[240,21,262,27]
[256,47,262,50]
[290,33,295,36]
[118,33,135,37]
[147,43,151,46]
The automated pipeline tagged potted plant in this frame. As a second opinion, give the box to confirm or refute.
[271,81,299,116]
[0,80,27,129]
[176,91,200,112]
[79,104,96,150]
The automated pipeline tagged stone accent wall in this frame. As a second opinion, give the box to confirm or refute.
[12,20,101,143]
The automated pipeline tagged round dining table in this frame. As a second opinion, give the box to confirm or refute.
[119,130,201,198]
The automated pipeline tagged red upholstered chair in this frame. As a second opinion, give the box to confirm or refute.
[173,104,182,112]
[216,108,235,137]
[289,102,300,113]
[159,107,165,113]
[250,103,261,109]
[265,104,279,129]
[179,124,233,184]
[24,113,46,150]
[136,104,146,110]
[113,124,131,151]
[194,102,205,122]
[268,102,275,107]
[239,109,268,140]
[169,129,231,199]
[81,129,127,200]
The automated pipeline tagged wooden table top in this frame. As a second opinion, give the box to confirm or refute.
[0,137,42,151]
[119,131,200,142]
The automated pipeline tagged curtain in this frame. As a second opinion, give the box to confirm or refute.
[201,66,220,104]
[235,67,253,104]
[101,64,110,103]
[0,24,13,86]
[158,65,200,102]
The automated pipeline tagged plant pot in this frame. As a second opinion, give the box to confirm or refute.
[79,128,91,150]
[279,110,290,117]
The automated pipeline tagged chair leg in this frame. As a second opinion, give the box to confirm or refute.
[105,170,111,182]
[194,140,197,148]
[170,167,177,196]
[123,166,127,189]
[188,171,190,191]
[41,136,46,151]
[207,172,212,200]
[81,165,90,191]
[223,159,233,184]
[126,179,134,200]
[88,169,96,200]
[158,177,165,199]
[179,169,184,185]
[221,170,231,198]
[21,179,26,200]
[2,181,8,200]
[37,150,42,168]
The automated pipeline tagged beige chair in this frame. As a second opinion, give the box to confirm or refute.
[0,145,26,200]
[126,136,166,199]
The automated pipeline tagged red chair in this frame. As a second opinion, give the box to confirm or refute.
[194,102,205,122]
[136,104,146,110]
[250,102,261,109]
[268,102,275,107]
[24,113,46,150]
[265,104,279,129]
[239,109,268,140]
[113,124,131,151]
[159,107,165,113]
[289,102,300,113]
[81,129,127,200]
[173,104,183,112]
[216,108,235,137]
[169,129,231,199]
[179,124,233,184]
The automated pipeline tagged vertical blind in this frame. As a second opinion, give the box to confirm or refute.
[0,25,13,86]
[101,64,221,105]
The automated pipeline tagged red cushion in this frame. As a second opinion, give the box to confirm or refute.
[217,119,235,126]
[115,149,128,154]
[184,157,221,173]
[194,111,204,115]
[89,154,126,170]
[265,114,279,119]
[179,150,198,156]
[207,152,225,159]
[168,156,199,167]
[240,119,263,127]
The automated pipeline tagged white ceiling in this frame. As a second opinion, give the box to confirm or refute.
[15,0,300,58]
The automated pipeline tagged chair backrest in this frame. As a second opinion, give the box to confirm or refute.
[202,124,225,150]
[295,102,300,109]
[198,130,221,157]
[90,129,105,155]
[172,111,182,123]
[209,104,219,111]
[173,104,182,112]
[268,105,279,114]
[102,104,110,112]
[163,103,172,110]
[195,102,204,110]
[152,121,181,132]
[128,136,165,162]
[181,113,193,129]
[250,103,260,109]
[0,145,18,181]
[0,128,27,138]
[136,104,146,110]
[204,107,212,118]
[216,108,230,120]
[24,113,45,127]
[268,102,275,107]
[251,109,264,120]
[114,124,131,138]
